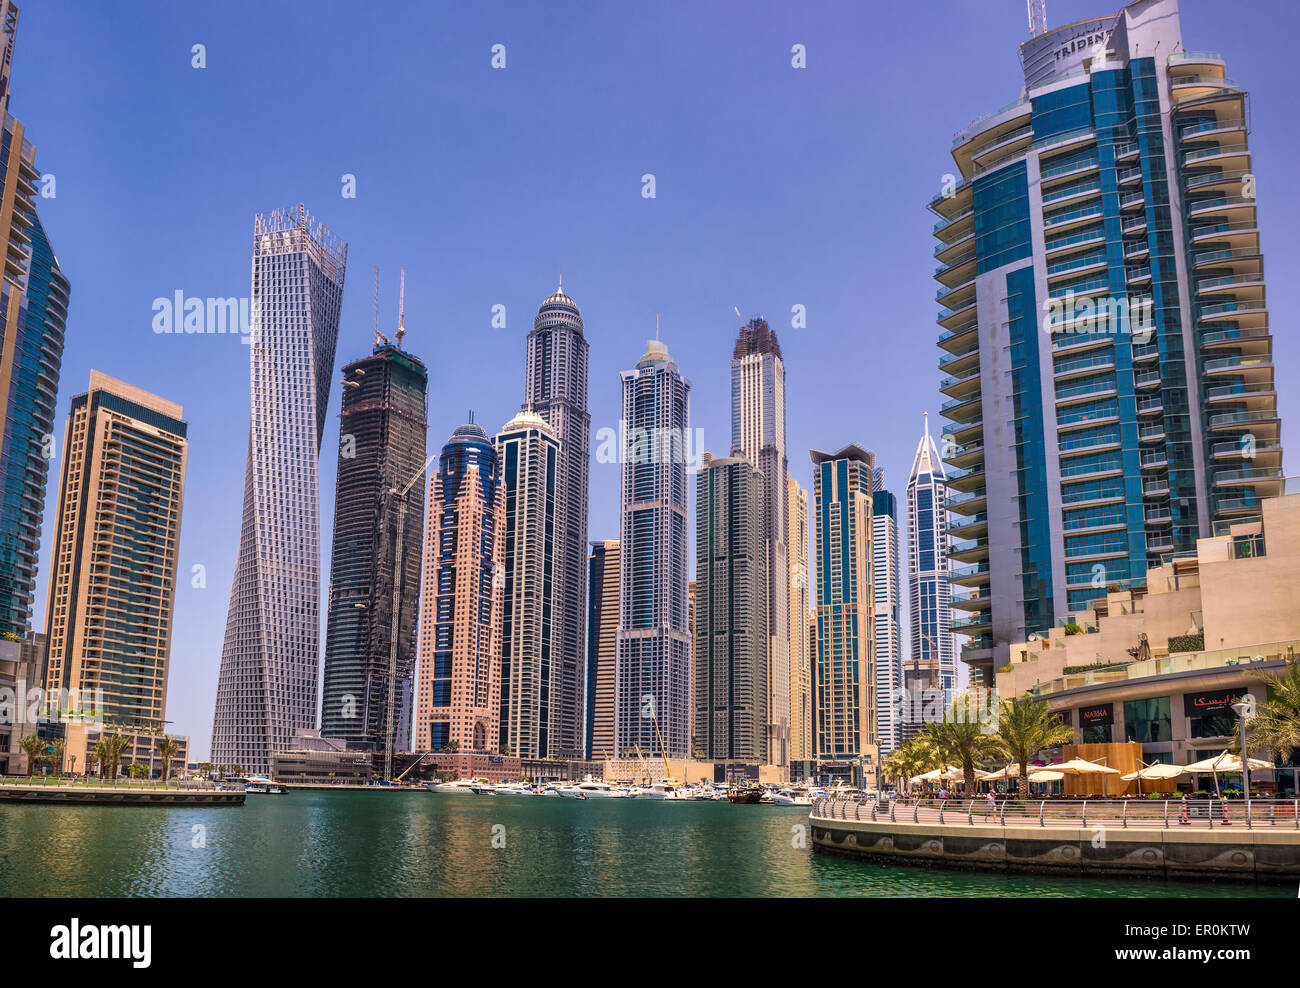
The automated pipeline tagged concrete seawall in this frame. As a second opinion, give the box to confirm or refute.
[0,784,245,807]
[810,812,1300,882]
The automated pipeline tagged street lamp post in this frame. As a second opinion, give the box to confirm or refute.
[1231,697,1252,823]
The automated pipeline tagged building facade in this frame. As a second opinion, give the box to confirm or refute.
[615,338,691,758]
[320,342,428,756]
[693,451,768,763]
[585,539,619,759]
[870,484,903,755]
[212,206,346,775]
[998,487,1300,795]
[495,410,563,758]
[0,2,71,637]
[523,282,589,758]
[810,444,877,786]
[730,317,790,766]
[787,475,813,762]
[932,0,1284,686]
[414,422,503,754]
[904,416,955,741]
[43,372,187,730]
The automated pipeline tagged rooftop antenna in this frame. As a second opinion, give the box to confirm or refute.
[395,266,407,349]
[373,265,391,348]
[655,312,660,341]
[468,409,474,425]
[1027,0,1047,37]
[733,305,744,324]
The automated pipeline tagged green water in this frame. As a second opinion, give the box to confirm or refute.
[0,790,1286,897]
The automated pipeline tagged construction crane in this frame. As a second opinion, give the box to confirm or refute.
[373,265,390,347]
[1027,0,1047,38]
[395,266,407,349]
[382,450,439,783]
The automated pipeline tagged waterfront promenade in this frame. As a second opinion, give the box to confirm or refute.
[0,779,245,806]
[810,796,1300,881]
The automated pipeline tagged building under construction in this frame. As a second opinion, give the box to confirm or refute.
[321,289,429,757]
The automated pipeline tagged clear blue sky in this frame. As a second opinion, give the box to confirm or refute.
[17,1,1299,758]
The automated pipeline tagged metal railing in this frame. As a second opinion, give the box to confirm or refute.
[812,796,1300,831]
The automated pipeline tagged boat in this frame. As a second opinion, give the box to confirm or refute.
[426,777,488,795]
[727,784,764,804]
[469,781,499,795]
[243,776,285,795]
[493,782,535,797]
[558,775,622,798]
[637,778,682,800]
[769,789,795,806]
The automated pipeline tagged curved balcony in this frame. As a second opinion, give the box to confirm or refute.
[938,342,979,376]
[933,208,975,244]
[941,416,983,448]
[936,278,976,313]
[935,248,978,287]
[947,513,988,541]
[1040,155,1099,186]
[1208,408,1279,433]
[1213,467,1284,488]
[1182,142,1250,170]
[1053,350,1115,380]
[929,179,973,220]
[945,440,984,471]
[1195,269,1263,296]
[940,391,982,422]
[1188,219,1259,248]
[1184,167,1251,195]
[949,561,991,588]
[950,588,990,613]
[946,464,986,494]
[940,370,981,405]
[938,319,979,354]
[947,488,988,518]
[1210,436,1282,463]
[949,538,989,565]
[951,613,993,637]
[934,227,975,263]
[1186,195,1256,225]
[1192,246,1262,270]
[1178,115,1244,145]
[938,300,978,331]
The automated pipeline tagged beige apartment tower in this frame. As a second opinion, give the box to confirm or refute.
[43,371,187,729]
[787,474,812,762]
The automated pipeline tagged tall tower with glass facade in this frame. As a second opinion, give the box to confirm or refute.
[905,416,955,742]
[787,474,812,763]
[870,476,902,755]
[320,339,428,754]
[43,372,187,730]
[0,1,71,638]
[694,451,767,764]
[414,421,503,754]
[931,0,1282,685]
[495,409,563,758]
[614,338,691,758]
[212,205,346,775]
[730,317,789,766]
[585,539,619,759]
[523,282,589,758]
[810,444,877,787]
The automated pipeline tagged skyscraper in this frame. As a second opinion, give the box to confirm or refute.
[870,479,903,755]
[212,206,347,775]
[495,410,562,758]
[904,416,955,743]
[523,282,589,758]
[43,372,187,729]
[730,317,789,766]
[932,0,1284,685]
[585,539,619,760]
[786,474,812,763]
[320,333,428,756]
[693,451,767,764]
[615,338,691,758]
[414,421,503,754]
[0,2,71,637]
[810,444,877,787]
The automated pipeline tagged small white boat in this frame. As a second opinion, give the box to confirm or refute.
[243,776,285,795]
[769,789,795,806]
[558,775,621,798]
[427,777,488,795]
[637,778,682,800]
[493,783,535,797]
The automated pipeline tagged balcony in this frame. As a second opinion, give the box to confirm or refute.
[938,342,980,376]
[1213,467,1284,488]
[951,613,993,637]
[947,513,988,541]
[940,391,982,422]
[950,588,990,612]
[1144,506,1172,525]
[1143,475,1172,497]
[946,464,987,493]
[950,561,991,588]
[1138,421,1166,443]
[941,416,983,446]
[1182,143,1250,169]
[1055,376,1118,406]
[933,207,975,244]
[1184,168,1251,194]
[949,538,989,564]
[1208,408,1280,432]
[938,300,978,331]
[1178,115,1245,144]
[938,320,979,354]
[945,440,984,471]
[947,488,988,517]
[1140,449,1169,470]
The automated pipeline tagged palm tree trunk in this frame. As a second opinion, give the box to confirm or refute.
[1019,758,1030,800]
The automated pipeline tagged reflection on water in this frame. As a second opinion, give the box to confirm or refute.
[0,792,1283,898]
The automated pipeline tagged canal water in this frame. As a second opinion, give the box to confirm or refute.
[0,791,1285,897]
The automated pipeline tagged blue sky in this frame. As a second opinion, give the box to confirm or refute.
[17,1,1299,758]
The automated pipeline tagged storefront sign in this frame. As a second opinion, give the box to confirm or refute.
[1079,703,1113,726]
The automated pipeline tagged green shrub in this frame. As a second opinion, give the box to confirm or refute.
[1063,623,1083,636]
[1168,633,1205,653]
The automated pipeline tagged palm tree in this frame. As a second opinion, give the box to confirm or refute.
[1240,659,1300,763]
[994,695,1075,799]
[127,762,147,780]
[156,737,181,782]
[100,735,130,781]
[925,701,1003,795]
[93,740,110,779]
[51,738,66,776]
[18,734,44,777]
[883,736,933,795]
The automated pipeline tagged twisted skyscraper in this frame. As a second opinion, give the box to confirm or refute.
[212,206,347,775]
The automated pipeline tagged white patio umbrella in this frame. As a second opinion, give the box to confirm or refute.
[1027,770,1064,784]
[1121,761,1188,796]
[1041,757,1121,796]
[1183,752,1274,796]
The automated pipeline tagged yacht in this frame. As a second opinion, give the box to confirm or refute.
[243,776,285,795]
[558,776,622,798]
[426,777,488,795]
[637,779,682,800]
[769,789,795,806]
[493,782,535,797]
